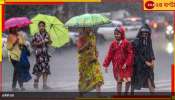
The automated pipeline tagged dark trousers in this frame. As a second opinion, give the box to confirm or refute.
[11,59,23,88]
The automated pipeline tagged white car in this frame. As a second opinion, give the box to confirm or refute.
[122,17,143,39]
[69,31,79,45]
[97,20,123,40]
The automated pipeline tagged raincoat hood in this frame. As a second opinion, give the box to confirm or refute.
[114,26,126,40]
[137,24,152,38]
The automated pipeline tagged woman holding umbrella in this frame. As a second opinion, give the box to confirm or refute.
[32,21,52,89]
[7,27,31,91]
[76,27,104,94]
[65,14,111,95]
[30,14,69,89]
[5,17,32,91]
[131,24,155,93]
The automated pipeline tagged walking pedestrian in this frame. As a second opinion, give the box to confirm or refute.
[103,26,133,95]
[131,24,155,94]
[32,21,52,89]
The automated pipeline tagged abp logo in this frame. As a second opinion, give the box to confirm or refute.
[145,0,155,9]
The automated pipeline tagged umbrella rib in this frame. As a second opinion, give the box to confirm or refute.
[52,26,65,47]
[44,15,51,24]
[49,25,68,46]
[43,15,53,31]
[53,26,60,39]
[54,25,68,36]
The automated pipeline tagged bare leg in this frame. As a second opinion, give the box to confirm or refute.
[43,73,47,86]
[117,82,122,95]
[34,75,40,89]
[19,81,25,91]
[131,83,134,95]
[125,82,131,95]
[43,73,50,89]
[12,69,17,90]
[96,85,101,97]
[96,85,101,92]
[148,78,155,94]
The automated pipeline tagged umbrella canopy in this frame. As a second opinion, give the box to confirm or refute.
[30,14,69,48]
[65,13,111,27]
[5,17,32,31]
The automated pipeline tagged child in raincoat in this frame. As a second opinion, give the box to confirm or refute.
[103,26,133,95]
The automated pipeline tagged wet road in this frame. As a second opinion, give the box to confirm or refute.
[2,31,173,92]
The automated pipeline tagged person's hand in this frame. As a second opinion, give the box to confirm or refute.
[42,39,45,44]
[14,38,19,45]
[150,61,155,69]
[39,40,45,45]
[145,61,152,67]
[122,64,127,70]
[104,67,108,73]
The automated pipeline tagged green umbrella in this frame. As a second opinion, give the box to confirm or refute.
[65,13,111,27]
[30,14,69,48]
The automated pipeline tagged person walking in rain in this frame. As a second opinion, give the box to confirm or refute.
[131,24,155,94]
[76,27,104,95]
[7,27,31,91]
[32,21,52,89]
[103,26,133,95]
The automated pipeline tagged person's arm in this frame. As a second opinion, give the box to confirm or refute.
[76,36,90,52]
[103,42,114,71]
[78,41,90,52]
[44,33,52,44]
[138,49,152,67]
[133,39,149,67]
[123,42,133,69]
[23,45,31,56]
[133,39,148,63]
[6,40,14,50]
[6,35,17,50]
[151,60,155,68]
[32,34,44,47]
[144,39,155,68]
[32,40,43,46]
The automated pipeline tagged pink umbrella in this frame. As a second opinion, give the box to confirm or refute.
[5,17,32,31]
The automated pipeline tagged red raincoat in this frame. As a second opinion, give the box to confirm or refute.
[103,27,133,81]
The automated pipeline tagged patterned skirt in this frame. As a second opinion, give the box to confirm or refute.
[78,56,104,92]
[33,50,51,76]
